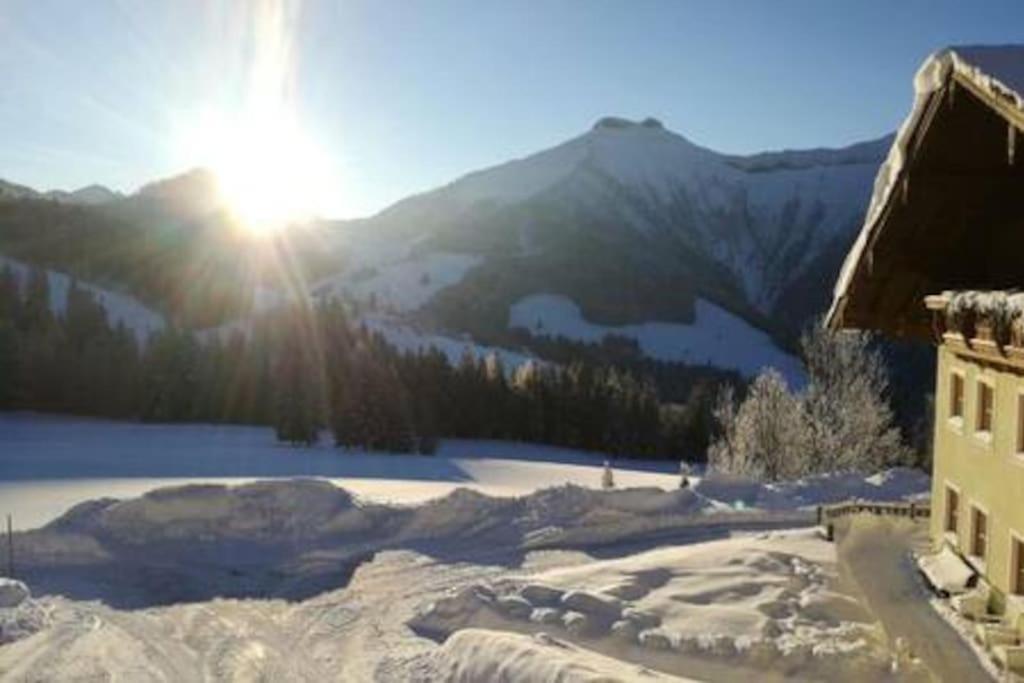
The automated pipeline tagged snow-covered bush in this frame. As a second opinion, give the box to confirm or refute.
[708,370,810,481]
[708,322,909,481]
[799,323,907,473]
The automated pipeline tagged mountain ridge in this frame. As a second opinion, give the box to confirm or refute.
[0,117,888,372]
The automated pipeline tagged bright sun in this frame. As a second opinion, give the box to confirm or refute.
[174,2,340,236]
[202,115,335,235]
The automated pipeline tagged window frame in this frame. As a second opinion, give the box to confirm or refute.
[945,483,961,537]
[970,504,989,563]
[1015,389,1024,459]
[975,377,995,443]
[1011,531,1024,596]
[949,369,966,430]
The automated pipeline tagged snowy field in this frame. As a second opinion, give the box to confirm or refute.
[0,413,678,531]
[0,413,937,681]
[0,482,931,681]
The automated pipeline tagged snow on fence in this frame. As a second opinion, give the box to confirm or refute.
[817,500,931,541]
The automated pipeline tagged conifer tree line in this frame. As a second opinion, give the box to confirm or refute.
[0,264,710,459]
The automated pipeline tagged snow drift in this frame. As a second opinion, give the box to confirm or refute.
[11,468,927,610]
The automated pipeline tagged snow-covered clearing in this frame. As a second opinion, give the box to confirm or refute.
[0,492,917,681]
[0,414,936,681]
[0,414,675,531]
[313,252,482,314]
[508,294,803,383]
[0,414,930,533]
[361,315,536,370]
[414,529,903,681]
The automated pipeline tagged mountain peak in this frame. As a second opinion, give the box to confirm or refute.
[592,116,664,132]
[133,167,224,218]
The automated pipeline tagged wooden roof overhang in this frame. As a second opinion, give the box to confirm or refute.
[828,70,1024,341]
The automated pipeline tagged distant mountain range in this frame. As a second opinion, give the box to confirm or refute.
[0,179,121,205]
[0,117,890,377]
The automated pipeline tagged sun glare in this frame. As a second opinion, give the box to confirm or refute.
[173,1,340,236]
[205,115,335,234]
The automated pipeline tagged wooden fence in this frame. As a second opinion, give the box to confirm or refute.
[817,500,931,541]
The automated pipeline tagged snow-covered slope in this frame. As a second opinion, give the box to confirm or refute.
[362,314,535,369]
[509,294,803,383]
[311,116,888,378]
[313,251,483,314]
[367,117,884,313]
[0,256,164,341]
[2,117,887,379]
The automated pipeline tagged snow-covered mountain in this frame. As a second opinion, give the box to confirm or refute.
[0,118,888,378]
[334,117,887,362]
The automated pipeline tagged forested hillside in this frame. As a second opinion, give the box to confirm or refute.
[0,263,728,458]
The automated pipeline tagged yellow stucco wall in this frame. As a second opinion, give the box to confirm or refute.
[931,344,1024,603]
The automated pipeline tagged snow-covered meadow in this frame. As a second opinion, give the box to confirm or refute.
[0,414,929,532]
[0,413,938,681]
[0,414,681,531]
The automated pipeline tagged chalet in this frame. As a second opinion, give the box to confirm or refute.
[827,45,1024,663]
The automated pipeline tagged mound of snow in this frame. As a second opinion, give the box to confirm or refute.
[0,579,29,608]
[509,294,802,383]
[770,467,932,508]
[433,628,693,682]
[72,479,368,547]
[415,529,892,680]
[0,579,43,647]
[0,598,48,646]
[695,468,931,510]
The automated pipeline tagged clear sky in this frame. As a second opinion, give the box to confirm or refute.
[1,0,1022,218]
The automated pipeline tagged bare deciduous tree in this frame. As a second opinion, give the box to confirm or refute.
[708,320,910,481]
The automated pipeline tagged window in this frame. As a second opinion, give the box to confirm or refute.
[972,507,988,560]
[976,380,994,435]
[946,486,960,534]
[1017,393,1024,455]
[1013,536,1024,595]
[950,373,965,420]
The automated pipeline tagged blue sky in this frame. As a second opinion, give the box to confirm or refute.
[1,0,1022,218]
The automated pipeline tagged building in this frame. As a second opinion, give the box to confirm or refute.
[828,46,1024,612]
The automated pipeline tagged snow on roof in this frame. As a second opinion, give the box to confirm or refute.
[828,45,1024,329]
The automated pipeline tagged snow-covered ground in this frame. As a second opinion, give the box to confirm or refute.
[509,294,804,382]
[416,529,901,681]
[0,489,920,681]
[0,255,165,341]
[314,252,483,314]
[0,414,930,533]
[361,315,536,369]
[0,414,675,531]
[0,414,936,681]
